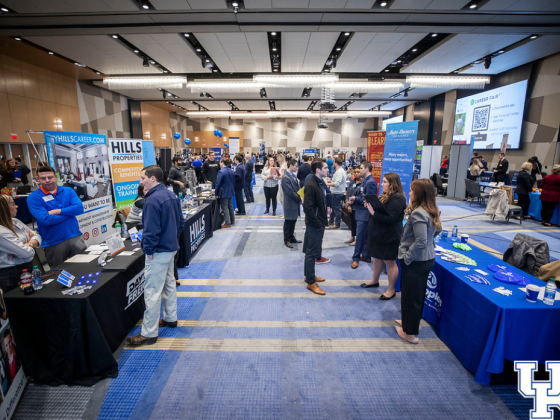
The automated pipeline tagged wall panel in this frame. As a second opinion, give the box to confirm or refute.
[2,55,25,97]
[8,94,30,136]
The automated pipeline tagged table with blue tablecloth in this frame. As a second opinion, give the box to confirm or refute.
[423,240,560,385]
[528,192,560,225]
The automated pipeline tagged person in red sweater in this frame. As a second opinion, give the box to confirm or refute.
[539,164,560,226]
[440,155,448,176]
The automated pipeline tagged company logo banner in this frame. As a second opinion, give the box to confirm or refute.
[367,131,386,187]
[109,139,145,210]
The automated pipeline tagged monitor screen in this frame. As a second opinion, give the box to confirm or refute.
[452,79,528,150]
[382,115,404,131]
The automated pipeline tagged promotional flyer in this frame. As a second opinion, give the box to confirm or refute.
[367,131,386,187]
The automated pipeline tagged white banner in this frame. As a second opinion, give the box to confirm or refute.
[77,196,116,246]
[229,137,240,154]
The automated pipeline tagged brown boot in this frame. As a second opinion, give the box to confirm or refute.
[351,261,359,269]
[125,334,158,346]
[304,276,325,282]
[307,283,326,295]
[159,319,178,328]
[222,224,231,228]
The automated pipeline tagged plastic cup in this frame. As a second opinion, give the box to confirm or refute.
[461,234,469,243]
[526,284,540,303]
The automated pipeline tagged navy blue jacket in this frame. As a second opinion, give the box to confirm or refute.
[354,174,377,222]
[297,162,312,189]
[215,167,235,198]
[234,164,246,191]
[245,160,254,184]
[141,183,185,255]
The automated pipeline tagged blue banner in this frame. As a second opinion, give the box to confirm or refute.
[142,140,156,166]
[379,121,419,202]
[211,147,222,161]
[43,131,106,145]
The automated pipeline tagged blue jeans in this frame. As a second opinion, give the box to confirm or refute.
[329,193,343,226]
[352,220,370,262]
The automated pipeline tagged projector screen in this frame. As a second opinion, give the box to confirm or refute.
[452,79,528,150]
[382,115,404,131]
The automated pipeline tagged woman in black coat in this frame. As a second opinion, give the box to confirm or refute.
[344,168,362,245]
[515,162,534,219]
[361,173,407,300]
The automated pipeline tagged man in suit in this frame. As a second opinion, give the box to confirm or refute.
[303,159,329,295]
[297,155,312,189]
[244,154,254,203]
[478,155,488,171]
[282,159,302,248]
[215,158,235,228]
[233,154,246,215]
[493,152,509,182]
[348,161,377,269]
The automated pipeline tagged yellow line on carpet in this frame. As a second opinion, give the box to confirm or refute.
[468,238,503,258]
[178,279,389,286]
[135,320,429,328]
[176,292,400,298]
[125,337,448,352]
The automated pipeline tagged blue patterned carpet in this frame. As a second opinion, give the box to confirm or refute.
[96,186,559,420]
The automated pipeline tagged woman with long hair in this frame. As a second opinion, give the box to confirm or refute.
[515,162,534,219]
[396,179,441,344]
[363,173,407,300]
[2,159,23,189]
[528,156,542,181]
[261,156,280,215]
[126,184,145,229]
[469,159,482,181]
[0,195,42,292]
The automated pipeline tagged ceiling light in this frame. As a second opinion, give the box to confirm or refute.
[336,48,341,51]
[406,75,490,89]
[163,70,168,73]
[530,35,538,39]
[384,69,389,72]
[381,1,387,6]
[469,4,477,9]
[196,49,201,52]
[1,8,8,12]
[48,51,54,55]
[344,32,350,36]
[150,60,155,64]
[14,37,21,41]
[213,69,218,72]
[232,2,238,6]
[205,59,210,62]
[498,50,504,53]
[112,35,118,39]
[431,34,438,37]
[96,71,100,74]
[184,34,189,37]
[412,48,417,52]
[134,50,139,53]
[254,74,338,87]
[397,60,402,63]
[142,4,149,9]
[271,32,276,35]
[273,69,278,72]
[103,76,187,89]
[74,62,79,66]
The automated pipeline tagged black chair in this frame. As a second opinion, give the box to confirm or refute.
[434,174,447,196]
[17,185,31,194]
[469,180,489,206]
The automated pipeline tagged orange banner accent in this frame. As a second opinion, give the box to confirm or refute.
[367,131,386,187]
[111,162,143,183]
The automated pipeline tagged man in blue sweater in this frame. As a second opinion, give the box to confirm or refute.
[127,166,185,346]
[27,166,86,268]
[233,154,246,215]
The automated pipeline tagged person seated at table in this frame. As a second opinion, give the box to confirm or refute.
[362,173,407,300]
[515,162,534,220]
[469,159,482,181]
[126,185,145,230]
[0,195,42,292]
[1,159,23,189]
[477,155,488,171]
[539,164,560,227]
[396,179,441,344]
[27,166,86,269]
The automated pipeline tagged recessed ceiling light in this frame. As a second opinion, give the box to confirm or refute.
[112,35,118,39]
[1,8,8,12]
[142,4,149,9]
[412,48,417,52]
[498,50,504,53]
[232,2,238,6]
[431,34,438,37]
[271,32,276,36]
[380,2,387,6]
[96,71,100,74]
[134,50,139,53]
[272,47,277,51]
[196,49,201,52]
[384,69,389,72]
[273,69,278,72]
[469,4,477,9]
[205,59,210,62]
[48,51,54,55]
[530,35,538,39]
[163,70,168,73]
[150,60,155,64]
[336,47,341,51]
[397,60,402,63]
[344,32,350,36]
[213,69,218,72]
[14,37,21,41]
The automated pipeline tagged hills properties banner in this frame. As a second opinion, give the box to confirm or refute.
[367,131,386,187]
[379,121,419,202]
[108,139,146,211]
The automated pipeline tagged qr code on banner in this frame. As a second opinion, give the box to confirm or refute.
[472,105,490,131]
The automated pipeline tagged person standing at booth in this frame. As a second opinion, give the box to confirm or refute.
[282,159,302,248]
[539,164,560,227]
[515,162,534,220]
[27,166,86,269]
[167,156,186,197]
[127,165,184,346]
[493,153,509,183]
[215,158,235,228]
[233,154,246,216]
[202,151,220,188]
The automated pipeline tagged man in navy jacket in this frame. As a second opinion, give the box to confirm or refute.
[126,166,185,346]
[244,154,255,203]
[297,155,312,189]
[215,158,235,228]
[233,154,246,215]
[348,161,377,268]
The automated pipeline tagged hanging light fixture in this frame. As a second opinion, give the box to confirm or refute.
[103,76,187,90]
[253,74,338,88]
[406,75,490,89]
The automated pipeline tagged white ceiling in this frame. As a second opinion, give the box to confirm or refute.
[402,33,527,74]
[281,32,340,72]
[27,35,163,74]
[480,0,560,12]
[335,33,426,73]
[2,0,138,13]
[390,0,471,10]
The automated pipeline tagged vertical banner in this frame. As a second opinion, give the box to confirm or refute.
[108,139,144,210]
[211,147,222,160]
[379,121,419,202]
[229,137,240,154]
[414,140,424,178]
[142,140,156,167]
[44,131,115,246]
[367,131,386,187]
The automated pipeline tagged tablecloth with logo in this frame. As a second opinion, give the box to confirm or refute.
[177,203,213,268]
[3,241,145,386]
[423,240,560,385]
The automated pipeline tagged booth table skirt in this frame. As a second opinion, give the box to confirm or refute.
[3,244,146,386]
[177,203,213,268]
[15,195,32,224]
[528,192,560,225]
[423,240,559,385]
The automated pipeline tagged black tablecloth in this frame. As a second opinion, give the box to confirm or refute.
[177,203,213,268]
[15,195,32,224]
[4,241,146,386]
[255,163,264,174]
[202,197,222,232]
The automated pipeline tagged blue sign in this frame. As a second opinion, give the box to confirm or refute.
[303,149,316,156]
[142,140,156,166]
[211,147,222,161]
[379,121,419,202]
[43,130,106,145]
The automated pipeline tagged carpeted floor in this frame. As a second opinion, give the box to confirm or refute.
[14,178,559,420]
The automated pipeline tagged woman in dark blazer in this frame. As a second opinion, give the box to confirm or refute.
[515,162,534,219]
[362,173,407,300]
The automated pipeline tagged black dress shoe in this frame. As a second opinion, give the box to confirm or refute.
[285,242,293,249]
[290,239,302,244]
[126,334,158,346]
[264,209,269,214]
[379,292,396,300]
[272,211,276,216]
[235,212,246,215]
[360,283,379,288]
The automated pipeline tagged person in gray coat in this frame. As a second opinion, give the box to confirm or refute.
[281,159,302,248]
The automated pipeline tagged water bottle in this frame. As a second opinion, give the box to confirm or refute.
[115,220,121,235]
[121,222,128,239]
[179,192,183,201]
[451,225,458,242]
[543,278,557,306]
[20,269,33,294]
[32,265,43,290]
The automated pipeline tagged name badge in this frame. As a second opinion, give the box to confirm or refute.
[353,184,356,188]
[360,187,364,193]
[43,195,54,202]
